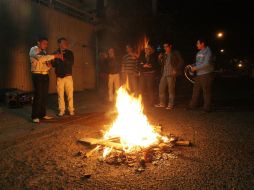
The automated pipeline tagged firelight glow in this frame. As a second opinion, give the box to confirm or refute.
[103,86,168,155]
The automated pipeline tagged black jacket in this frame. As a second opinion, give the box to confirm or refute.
[52,49,74,77]
[138,52,157,73]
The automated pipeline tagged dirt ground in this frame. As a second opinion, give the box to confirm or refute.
[0,78,254,190]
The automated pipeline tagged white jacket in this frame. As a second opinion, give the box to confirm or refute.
[29,46,55,74]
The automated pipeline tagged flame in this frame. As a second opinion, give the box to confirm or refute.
[137,34,149,56]
[103,85,168,156]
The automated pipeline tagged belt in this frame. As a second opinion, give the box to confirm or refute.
[32,71,48,75]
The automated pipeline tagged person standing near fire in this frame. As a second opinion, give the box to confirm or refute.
[52,37,75,116]
[107,48,120,102]
[121,45,139,94]
[138,45,157,105]
[29,36,62,123]
[155,42,183,110]
[187,38,214,112]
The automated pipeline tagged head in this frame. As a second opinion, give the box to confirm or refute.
[126,45,134,54]
[196,37,208,50]
[37,36,48,50]
[99,52,108,60]
[57,37,69,50]
[145,45,152,55]
[108,48,115,58]
[163,42,173,54]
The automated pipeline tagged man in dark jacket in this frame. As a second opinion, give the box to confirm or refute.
[52,37,74,116]
[138,45,157,105]
[155,42,183,110]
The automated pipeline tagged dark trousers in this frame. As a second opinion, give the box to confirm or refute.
[121,73,138,95]
[31,74,49,119]
[140,72,155,104]
[189,73,214,111]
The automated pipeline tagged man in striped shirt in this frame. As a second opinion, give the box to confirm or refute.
[121,45,139,94]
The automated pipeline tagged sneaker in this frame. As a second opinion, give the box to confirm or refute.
[43,115,53,120]
[166,105,174,110]
[69,111,75,116]
[58,112,65,117]
[154,104,165,108]
[32,118,40,123]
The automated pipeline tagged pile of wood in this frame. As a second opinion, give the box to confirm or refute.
[78,127,191,172]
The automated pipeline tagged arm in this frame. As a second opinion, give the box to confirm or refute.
[29,47,55,63]
[64,50,74,66]
[192,49,212,71]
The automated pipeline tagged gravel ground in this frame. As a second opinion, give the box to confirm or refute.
[0,77,253,189]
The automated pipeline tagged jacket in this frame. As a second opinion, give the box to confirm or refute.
[29,46,54,74]
[52,49,74,77]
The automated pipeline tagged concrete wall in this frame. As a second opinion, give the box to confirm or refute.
[0,0,96,93]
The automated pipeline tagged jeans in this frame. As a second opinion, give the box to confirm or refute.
[189,73,214,111]
[158,75,176,107]
[31,74,49,119]
[140,72,155,103]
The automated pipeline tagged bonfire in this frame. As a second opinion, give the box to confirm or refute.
[79,85,190,170]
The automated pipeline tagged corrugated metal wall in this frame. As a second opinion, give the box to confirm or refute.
[0,0,96,93]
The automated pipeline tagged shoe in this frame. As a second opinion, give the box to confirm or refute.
[69,111,75,116]
[166,105,174,110]
[32,118,40,123]
[154,104,165,108]
[58,112,65,117]
[43,115,53,120]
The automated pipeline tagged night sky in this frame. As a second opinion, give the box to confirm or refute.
[158,0,253,57]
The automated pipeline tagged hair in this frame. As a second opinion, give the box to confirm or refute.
[126,44,134,49]
[164,41,173,47]
[57,37,67,44]
[197,37,209,46]
[38,35,48,42]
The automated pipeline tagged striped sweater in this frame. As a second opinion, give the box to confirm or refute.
[121,53,138,74]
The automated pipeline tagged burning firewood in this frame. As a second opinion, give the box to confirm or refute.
[77,85,192,172]
[78,137,122,150]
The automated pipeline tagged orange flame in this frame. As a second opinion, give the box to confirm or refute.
[103,85,168,157]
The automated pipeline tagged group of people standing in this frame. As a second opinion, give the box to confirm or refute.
[29,36,214,123]
[29,36,75,123]
[99,38,214,113]
[98,41,183,107]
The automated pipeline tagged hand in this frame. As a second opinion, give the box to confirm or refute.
[46,62,52,68]
[190,66,196,72]
[158,53,163,59]
[54,53,63,60]
[143,64,152,68]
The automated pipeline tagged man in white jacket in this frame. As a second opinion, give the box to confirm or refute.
[29,36,62,123]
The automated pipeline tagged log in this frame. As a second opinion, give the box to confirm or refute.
[175,140,191,146]
[79,137,123,150]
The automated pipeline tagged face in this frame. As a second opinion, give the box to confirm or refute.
[59,39,69,50]
[145,47,150,55]
[126,46,133,54]
[196,40,205,50]
[108,48,115,58]
[163,43,172,53]
[38,40,48,50]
